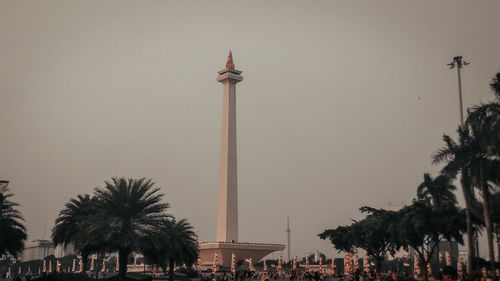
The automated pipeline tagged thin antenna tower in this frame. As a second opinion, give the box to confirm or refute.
[286,213,291,262]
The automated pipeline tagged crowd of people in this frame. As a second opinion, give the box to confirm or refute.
[201,268,380,281]
[200,266,500,281]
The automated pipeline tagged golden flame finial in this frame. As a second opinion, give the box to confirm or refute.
[225,50,235,70]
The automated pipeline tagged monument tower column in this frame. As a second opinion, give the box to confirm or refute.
[216,51,243,242]
[198,53,284,266]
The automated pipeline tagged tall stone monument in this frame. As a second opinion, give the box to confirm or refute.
[216,51,241,243]
[198,52,284,267]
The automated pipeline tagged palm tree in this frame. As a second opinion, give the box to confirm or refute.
[163,218,198,281]
[433,129,480,272]
[0,182,27,257]
[417,173,457,210]
[434,125,500,273]
[93,177,170,281]
[143,218,198,281]
[52,194,101,275]
[469,124,499,274]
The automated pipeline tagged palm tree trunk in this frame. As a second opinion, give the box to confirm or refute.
[82,255,89,275]
[497,231,500,263]
[419,256,428,281]
[461,176,475,272]
[448,240,453,265]
[480,161,495,274]
[374,257,382,277]
[119,249,129,281]
[466,207,475,271]
[168,260,175,281]
[95,253,101,280]
[497,236,500,263]
[436,241,440,268]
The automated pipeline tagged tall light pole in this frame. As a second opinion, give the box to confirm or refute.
[448,56,475,269]
[448,56,469,126]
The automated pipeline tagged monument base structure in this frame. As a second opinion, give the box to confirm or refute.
[198,242,285,267]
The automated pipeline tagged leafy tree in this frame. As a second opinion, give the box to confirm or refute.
[0,182,27,258]
[319,207,400,275]
[93,178,170,281]
[319,225,352,252]
[143,218,198,281]
[398,201,465,281]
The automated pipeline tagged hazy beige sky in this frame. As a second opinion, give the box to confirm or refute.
[1,1,500,259]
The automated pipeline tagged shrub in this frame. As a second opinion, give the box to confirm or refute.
[32,273,94,281]
[31,273,152,281]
